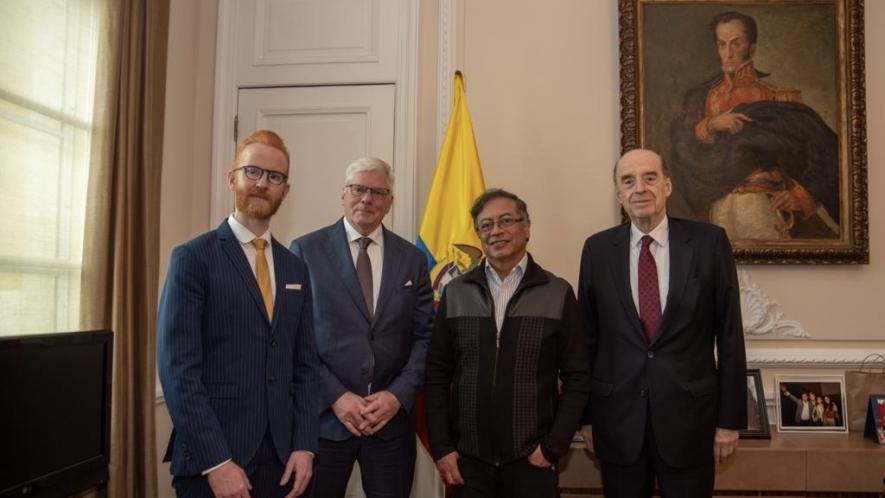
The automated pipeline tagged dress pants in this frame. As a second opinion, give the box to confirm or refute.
[172,427,294,498]
[599,405,714,498]
[305,431,416,498]
[452,454,559,498]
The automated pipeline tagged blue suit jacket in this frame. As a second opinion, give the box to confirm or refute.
[289,219,433,441]
[157,220,320,476]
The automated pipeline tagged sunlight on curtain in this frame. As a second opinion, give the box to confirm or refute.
[0,0,100,335]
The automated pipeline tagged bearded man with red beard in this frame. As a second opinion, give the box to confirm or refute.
[158,129,320,498]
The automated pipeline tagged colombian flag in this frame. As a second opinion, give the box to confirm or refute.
[415,72,485,465]
[416,71,486,307]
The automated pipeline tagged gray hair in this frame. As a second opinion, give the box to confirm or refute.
[344,157,394,189]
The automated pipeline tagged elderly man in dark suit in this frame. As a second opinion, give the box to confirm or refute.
[578,149,747,497]
[289,157,433,498]
[158,129,319,498]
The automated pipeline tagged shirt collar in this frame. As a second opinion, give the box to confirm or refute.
[342,217,384,248]
[484,252,528,282]
[630,217,669,249]
[228,214,271,246]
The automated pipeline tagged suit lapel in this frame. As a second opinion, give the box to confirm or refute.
[609,225,646,341]
[270,237,289,332]
[373,227,402,324]
[217,220,271,326]
[322,220,372,323]
[655,218,693,344]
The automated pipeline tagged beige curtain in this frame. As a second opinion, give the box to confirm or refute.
[81,0,170,496]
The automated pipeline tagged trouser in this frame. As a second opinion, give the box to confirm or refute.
[172,427,293,498]
[305,431,416,498]
[599,407,714,498]
[452,454,559,498]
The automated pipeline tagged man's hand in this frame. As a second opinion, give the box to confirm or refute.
[708,111,752,135]
[207,460,252,498]
[281,451,313,498]
[332,391,368,437]
[579,424,595,453]
[359,390,401,435]
[527,444,553,468]
[435,451,464,486]
[714,427,739,464]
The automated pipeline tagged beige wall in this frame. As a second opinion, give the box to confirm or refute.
[455,1,885,345]
[157,0,885,495]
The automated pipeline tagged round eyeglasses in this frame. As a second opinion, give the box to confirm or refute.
[233,165,288,185]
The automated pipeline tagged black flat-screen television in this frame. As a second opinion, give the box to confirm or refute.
[0,330,113,498]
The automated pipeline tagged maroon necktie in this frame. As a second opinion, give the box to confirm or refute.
[356,237,373,317]
[638,235,661,341]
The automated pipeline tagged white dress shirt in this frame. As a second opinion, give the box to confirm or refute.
[485,253,528,339]
[629,217,670,316]
[343,217,384,315]
[228,214,276,298]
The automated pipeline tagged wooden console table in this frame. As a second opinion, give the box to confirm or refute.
[559,431,885,497]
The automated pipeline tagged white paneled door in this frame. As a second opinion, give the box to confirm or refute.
[232,0,402,86]
[236,84,395,245]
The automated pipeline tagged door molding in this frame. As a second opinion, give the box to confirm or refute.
[211,0,419,239]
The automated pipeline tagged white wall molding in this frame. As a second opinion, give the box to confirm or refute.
[746,346,885,368]
[391,0,419,239]
[436,0,457,154]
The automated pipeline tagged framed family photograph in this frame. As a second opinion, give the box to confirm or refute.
[775,375,848,433]
[618,0,868,264]
[741,369,770,439]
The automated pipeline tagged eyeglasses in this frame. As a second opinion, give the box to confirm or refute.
[346,184,391,200]
[476,216,525,234]
[233,165,288,185]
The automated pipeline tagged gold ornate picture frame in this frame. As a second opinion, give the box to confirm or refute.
[619,0,868,264]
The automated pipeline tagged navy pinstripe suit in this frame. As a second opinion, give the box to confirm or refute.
[158,219,320,477]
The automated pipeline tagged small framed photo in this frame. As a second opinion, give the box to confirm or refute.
[741,369,770,439]
[864,394,885,444]
[776,375,847,433]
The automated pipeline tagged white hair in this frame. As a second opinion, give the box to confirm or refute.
[344,157,394,189]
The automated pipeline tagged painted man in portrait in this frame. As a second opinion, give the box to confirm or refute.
[670,11,840,240]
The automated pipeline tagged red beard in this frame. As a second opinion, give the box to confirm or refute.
[234,188,283,220]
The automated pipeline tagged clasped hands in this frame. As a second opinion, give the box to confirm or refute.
[332,390,400,436]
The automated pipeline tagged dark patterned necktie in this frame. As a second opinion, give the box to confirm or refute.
[356,237,373,317]
[638,235,661,342]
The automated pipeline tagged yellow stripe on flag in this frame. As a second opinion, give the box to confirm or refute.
[417,71,486,303]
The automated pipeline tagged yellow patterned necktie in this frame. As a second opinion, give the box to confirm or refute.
[252,238,274,319]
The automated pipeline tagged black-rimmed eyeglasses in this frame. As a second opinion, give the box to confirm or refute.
[233,165,288,185]
[476,217,525,235]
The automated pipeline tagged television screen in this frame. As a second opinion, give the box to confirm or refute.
[0,330,113,497]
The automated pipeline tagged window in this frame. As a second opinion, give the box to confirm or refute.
[0,1,101,335]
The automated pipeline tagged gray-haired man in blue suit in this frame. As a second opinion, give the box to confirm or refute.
[158,130,319,498]
[290,157,434,498]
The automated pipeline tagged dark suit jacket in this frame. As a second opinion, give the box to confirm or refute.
[157,219,320,476]
[578,217,746,467]
[289,219,434,441]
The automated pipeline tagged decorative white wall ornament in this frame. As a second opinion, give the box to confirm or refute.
[738,269,810,338]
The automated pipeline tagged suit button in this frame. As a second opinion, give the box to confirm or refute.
[361,368,369,376]
[640,388,648,397]
[267,376,275,384]
[270,339,277,347]
[647,351,655,359]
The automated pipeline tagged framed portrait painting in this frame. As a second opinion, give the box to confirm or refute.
[741,369,770,439]
[618,0,868,264]
[775,375,848,433]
